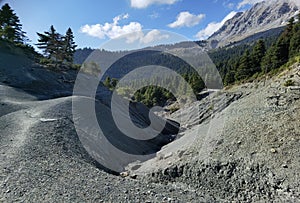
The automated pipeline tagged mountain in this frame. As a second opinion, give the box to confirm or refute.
[208,0,300,48]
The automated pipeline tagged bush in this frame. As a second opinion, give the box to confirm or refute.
[284,79,295,87]
[39,58,52,65]
[168,106,180,114]
[71,64,81,70]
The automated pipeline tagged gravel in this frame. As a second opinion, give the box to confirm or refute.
[0,50,299,202]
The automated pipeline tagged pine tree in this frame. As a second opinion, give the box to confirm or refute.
[47,26,63,63]
[63,28,77,63]
[251,39,266,73]
[235,50,253,81]
[261,45,278,73]
[0,3,25,43]
[289,14,300,57]
[36,32,50,56]
[37,25,64,66]
[189,73,205,94]
[261,17,296,72]
[224,71,235,85]
[275,17,295,63]
[37,26,77,67]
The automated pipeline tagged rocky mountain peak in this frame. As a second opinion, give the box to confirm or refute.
[208,0,299,48]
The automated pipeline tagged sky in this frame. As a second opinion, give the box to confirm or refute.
[1,0,261,50]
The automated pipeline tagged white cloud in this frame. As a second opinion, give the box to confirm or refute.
[131,0,178,9]
[140,30,169,44]
[80,15,169,45]
[80,14,143,40]
[237,0,265,9]
[195,11,237,40]
[168,11,205,28]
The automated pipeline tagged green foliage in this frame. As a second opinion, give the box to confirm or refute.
[103,76,112,89]
[81,61,101,76]
[284,79,295,87]
[133,86,175,107]
[211,15,300,86]
[0,4,26,44]
[71,64,81,70]
[111,78,118,89]
[251,39,266,72]
[39,58,52,65]
[63,28,77,63]
[289,14,300,58]
[262,17,299,74]
[235,50,253,81]
[36,26,77,68]
[116,87,132,99]
[168,105,180,114]
[102,77,119,90]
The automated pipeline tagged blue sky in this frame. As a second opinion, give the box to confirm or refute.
[1,0,259,50]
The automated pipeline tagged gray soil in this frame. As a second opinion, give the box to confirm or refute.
[0,49,299,202]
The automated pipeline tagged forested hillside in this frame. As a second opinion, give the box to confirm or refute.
[73,13,300,108]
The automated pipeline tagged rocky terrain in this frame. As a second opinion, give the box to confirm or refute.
[0,43,300,202]
[208,0,300,48]
[135,64,300,201]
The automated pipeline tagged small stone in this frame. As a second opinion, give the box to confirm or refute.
[270,148,277,153]
[40,118,58,122]
[282,164,288,168]
[177,150,184,158]
[164,152,173,159]
[120,171,129,178]
[5,189,11,193]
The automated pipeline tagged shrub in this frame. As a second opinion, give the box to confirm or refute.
[284,79,295,87]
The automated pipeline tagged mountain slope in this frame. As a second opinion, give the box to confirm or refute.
[132,62,300,201]
[209,0,299,48]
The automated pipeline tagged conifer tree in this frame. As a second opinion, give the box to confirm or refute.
[235,50,252,81]
[289,14,300,57]
[262,17,296,73]
[251,39,266,72]
[276,17,295,63]
[37,25,63,61]
[37,26,77,67]
[63,28,77,63]
[0,3,25,43]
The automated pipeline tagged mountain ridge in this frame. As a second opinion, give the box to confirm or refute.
[208,0,299,48]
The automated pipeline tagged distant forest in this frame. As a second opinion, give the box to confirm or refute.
[75,13,300,107]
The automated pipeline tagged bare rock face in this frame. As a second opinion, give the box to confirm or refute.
[208,0,299,48]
